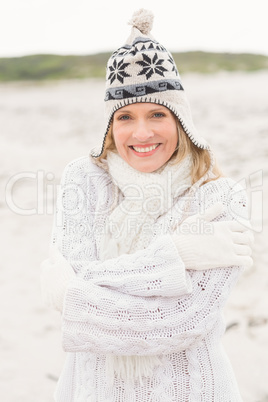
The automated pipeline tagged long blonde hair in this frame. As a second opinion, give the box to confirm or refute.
[171,122,222,184]
[94,120,222,185]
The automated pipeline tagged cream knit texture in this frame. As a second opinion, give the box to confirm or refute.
[99,151,193,381]
[100,151,192,260]
[53,156,247,402]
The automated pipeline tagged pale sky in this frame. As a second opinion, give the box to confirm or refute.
[0,0,267,57]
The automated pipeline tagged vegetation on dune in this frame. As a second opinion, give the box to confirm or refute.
[0,51,267,82]
[172,51,268,74]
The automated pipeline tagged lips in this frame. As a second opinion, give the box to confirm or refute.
[129,143,161,157]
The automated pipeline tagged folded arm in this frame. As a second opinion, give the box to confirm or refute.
[62,261,241,355]
[43,159,252,355]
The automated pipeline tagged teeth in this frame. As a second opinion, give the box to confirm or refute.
[132,144,159,153]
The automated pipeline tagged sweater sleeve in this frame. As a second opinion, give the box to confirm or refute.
[74,235,192,298]
[62,258,241,355]
[61,177,249,356]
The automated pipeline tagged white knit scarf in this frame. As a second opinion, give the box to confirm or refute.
[99,151,193,384]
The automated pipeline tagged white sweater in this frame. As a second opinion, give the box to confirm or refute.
[53,156,246,402]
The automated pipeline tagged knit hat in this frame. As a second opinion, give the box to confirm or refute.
[91,9,209,158]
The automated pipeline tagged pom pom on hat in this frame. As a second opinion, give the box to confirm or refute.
[128,8,154,35]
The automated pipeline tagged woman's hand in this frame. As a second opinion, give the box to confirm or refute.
[172,203,254,270]
[40,247,75,312]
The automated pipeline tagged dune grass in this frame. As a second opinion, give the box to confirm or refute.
[0,51,267,82]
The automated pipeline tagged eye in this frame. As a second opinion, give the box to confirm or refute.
[153,112,165,118]
[117,114,130,121]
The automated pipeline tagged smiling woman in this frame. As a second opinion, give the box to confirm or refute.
[40,8,254,402]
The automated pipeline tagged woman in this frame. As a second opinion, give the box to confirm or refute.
[41,9,253,401]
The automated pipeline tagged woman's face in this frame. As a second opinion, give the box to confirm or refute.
[112,103,178,173]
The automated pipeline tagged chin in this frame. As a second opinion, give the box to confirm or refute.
[130,162,161,173]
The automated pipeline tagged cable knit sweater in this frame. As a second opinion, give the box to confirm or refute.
[52,155,247,402]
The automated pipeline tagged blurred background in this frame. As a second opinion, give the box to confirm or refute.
[0,1,267,401]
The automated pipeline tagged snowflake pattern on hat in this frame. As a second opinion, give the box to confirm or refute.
[167,55,179,76]
[104,20,185,104]
[108,58,131,84]
[136,53,168,80]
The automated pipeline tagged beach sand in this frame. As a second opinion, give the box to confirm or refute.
[0,72,267,401]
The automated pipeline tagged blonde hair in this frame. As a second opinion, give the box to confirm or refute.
[95,119,222,185]
[171,122,222,184]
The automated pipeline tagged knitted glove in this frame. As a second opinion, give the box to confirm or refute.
[40,247,75,312]
[172,203,253,270]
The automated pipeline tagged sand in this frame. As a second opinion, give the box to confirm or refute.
[0,71,267,401]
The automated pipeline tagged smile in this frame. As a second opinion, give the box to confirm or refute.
[131,144,160,153]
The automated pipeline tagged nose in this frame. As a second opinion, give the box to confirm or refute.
[132,120,154,142]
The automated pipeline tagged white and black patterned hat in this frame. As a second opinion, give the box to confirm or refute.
[91,9,209,157]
